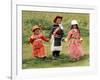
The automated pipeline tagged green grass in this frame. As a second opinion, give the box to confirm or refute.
[22,55,89,69]
[22,11,89,69]
[22,40,89,69]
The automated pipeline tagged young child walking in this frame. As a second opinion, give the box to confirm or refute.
[49,16,64,60]
[65,20,84,61]
[29,25,49,59]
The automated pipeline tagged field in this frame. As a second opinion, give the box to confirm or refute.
[22,11,89,69]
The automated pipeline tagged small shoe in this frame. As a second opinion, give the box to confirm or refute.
[42,56,47,60]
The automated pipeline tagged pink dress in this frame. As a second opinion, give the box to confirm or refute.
[67,29,84,60]
[29,34,49,58]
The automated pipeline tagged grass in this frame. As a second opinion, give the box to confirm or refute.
[22,55,89,69]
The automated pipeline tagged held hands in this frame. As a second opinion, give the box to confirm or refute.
[80,37,83,43]
[62,38,65,42]
[64,38,68,42]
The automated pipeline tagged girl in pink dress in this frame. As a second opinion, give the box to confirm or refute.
[65,20,84,61]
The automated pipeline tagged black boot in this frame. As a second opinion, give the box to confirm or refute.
[55,51,60,59]
[52,51,57,60]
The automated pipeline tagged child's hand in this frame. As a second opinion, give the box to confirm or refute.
[65,38,68,42]
[80,37,83,43]
[31,36,34,39]
[62,38,65,42]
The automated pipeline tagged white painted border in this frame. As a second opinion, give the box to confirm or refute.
[12,3,97,80]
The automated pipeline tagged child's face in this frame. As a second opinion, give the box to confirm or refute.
[56,18,62,24]
[73,25,77,29]
[34,29,40,35]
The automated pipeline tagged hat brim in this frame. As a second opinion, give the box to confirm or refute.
[32,28,40,32]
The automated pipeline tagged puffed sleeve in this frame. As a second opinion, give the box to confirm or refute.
[29,35,34,43]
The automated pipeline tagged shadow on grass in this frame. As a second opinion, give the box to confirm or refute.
[22,54,89,69]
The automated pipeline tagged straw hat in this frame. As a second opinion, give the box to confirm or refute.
[71,20,78,25]
[32,25,40,32]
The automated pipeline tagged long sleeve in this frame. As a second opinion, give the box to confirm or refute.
[29,35,34,44]
[66,31,72,41]
[49,26,55,38]
[59,24,64,30]
[41,34,49,42]
[61,29,64,38]
[59,24,64,38]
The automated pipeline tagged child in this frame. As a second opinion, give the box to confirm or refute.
[49,16,64,60]
[29,25,49,59]
[65,20,84,61]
